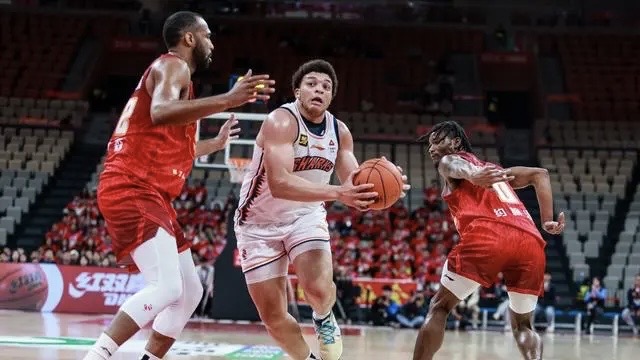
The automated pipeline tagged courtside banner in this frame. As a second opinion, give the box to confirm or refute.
[0,263,144,314]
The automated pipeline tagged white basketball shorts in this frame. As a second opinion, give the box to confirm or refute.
[235,207,331,284]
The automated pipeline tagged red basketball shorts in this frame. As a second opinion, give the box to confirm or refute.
[97,173,189,270]
[447,220,546,296]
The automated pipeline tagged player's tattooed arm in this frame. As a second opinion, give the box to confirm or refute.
[439,155,509,188]
[437,154,478,180]
[506,166,565,234]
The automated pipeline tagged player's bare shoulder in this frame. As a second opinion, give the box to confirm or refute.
[146,55,191,94]
[335,119,353,148]
[256,107,298,146]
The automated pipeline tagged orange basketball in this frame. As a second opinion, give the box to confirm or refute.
[352,158,404,210]
[0,263,48,311]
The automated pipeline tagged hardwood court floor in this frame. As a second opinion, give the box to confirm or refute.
[0,310,637,359]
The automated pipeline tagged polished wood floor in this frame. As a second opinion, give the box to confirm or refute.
[0,310,637,359]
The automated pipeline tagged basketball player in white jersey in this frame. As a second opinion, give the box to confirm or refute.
[234,59,409,360]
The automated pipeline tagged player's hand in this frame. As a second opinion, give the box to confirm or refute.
[543,212,565,235]
[381,156,411,198]
[337,168,378,211]
[226,69,276,108]
[214,113,241,150]
[469,165,513,188]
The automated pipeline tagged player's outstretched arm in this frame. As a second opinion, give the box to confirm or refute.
[150,59,275,126]
[263,110,377,209]
[195,114,241,157]
[506,166,564,234]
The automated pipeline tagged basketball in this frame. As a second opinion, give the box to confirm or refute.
[0,263,49,311]
[352,158,404,210]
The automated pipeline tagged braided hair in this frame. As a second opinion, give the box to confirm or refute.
[417,120,474,153]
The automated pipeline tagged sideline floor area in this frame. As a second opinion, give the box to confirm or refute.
[0,310,637,359]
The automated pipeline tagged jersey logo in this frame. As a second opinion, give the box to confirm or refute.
[311,143,326,151]
[293,156,334,172]
[329,139,337,153]
[298,134,308,147]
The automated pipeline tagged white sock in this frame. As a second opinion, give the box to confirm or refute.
[313,311,331,321]
[84,333,118,359]
[140,350,161,360]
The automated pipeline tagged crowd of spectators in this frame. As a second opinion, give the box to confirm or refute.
[2,181,454,290]
[2,179,637,332]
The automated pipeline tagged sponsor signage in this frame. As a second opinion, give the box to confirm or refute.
[0,263,418,314]
[0,263,144,314]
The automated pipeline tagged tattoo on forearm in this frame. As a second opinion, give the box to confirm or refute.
[439,156,477,179]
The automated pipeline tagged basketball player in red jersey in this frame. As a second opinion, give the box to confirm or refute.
[84,11,275,360]
[412,121,565,360]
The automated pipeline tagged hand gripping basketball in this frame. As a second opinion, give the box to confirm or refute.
[352,157,411,211]
[337,170,379,211]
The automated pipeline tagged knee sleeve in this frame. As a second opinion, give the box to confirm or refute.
[507,291,538,314]
[152,250,203,339]
[119,228,183,328]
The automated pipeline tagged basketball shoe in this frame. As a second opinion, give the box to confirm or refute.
[313,311,342,360]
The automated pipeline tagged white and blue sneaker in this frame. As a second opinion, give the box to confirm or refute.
[313,312,342,360]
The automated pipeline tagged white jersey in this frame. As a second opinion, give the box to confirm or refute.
[234,102,339,225]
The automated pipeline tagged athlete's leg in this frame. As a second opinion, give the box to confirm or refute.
[237,222,315,360]
[508,292,543,360]
[501,228,546,359]
[291,244,341,360]
[84,228,182,360]
[412,261,480,360]
[247,268,312,360]
[142,249,203,358]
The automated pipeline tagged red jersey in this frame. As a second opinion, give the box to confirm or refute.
[101,53,197,199]
[443,151,543,241]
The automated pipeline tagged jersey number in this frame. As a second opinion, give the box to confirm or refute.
[492,181,519,204]
[114,96,138,136]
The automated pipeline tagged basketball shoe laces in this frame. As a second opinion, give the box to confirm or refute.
[314,316,337,345]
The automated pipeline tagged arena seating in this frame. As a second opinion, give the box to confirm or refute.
[538,33,640,122]
[605,187,640,307]
[0,97,88,129]
[534,119,640,304]
[0,126,75,245]
[210,19,483,112]
[0,12,88,98]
